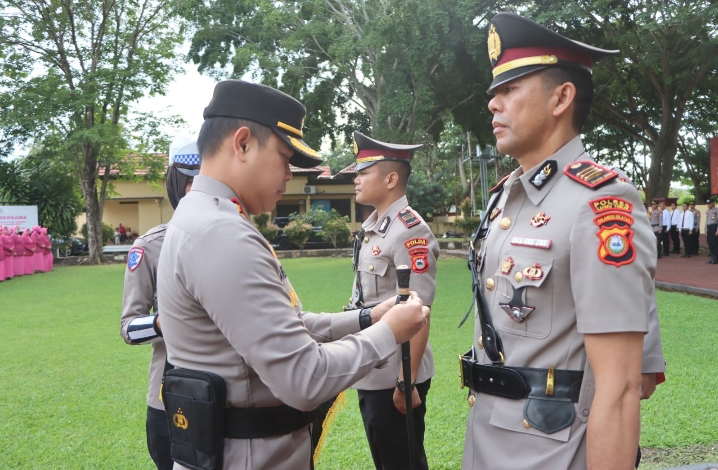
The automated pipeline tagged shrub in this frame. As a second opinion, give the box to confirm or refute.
[283,220,313,249]
[253,213,270,228]
[454,216,481,239]
[257,224,279,243]
[80,222,115,245]
[319,214,351,249]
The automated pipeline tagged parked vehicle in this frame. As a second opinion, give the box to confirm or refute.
[52,236,89,257]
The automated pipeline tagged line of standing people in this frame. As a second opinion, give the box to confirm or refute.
[0,225,53,281]
[653,200,707,259]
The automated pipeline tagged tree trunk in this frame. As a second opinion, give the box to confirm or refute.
[646,131,679,202]
[80,145,106,265]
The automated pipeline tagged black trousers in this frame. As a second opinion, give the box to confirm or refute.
[691,229,700,255]
[670,225,681,252]
[653,231,661,257]
[681,229,692,256]
[146,406,174,470]
[358,379,431,470]
[661,230,670,255]
[708,224,718,260]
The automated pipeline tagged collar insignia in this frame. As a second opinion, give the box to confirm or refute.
[529,160,558,190]
[378,216,391,233]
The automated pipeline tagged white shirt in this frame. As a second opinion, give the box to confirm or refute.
[671,209,681,226]
[662,209,671,229]
[678,210,694,231]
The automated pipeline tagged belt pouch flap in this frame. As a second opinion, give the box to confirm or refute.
[162,368,227,470]
[523,396,576,434]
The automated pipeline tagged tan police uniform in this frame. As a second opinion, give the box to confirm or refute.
[650,205,662,258]
[158,175,399,470]
[691,205,700,255]
[706,200,718,263]
[462,136,655,469]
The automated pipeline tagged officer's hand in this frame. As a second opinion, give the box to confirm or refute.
[370,291,421,324]
[381,296,429,345]
[393,387,421,414]
[640,373,657,400]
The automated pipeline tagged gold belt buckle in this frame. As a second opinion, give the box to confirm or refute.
[546,365,555,396]
[458,354,465,389]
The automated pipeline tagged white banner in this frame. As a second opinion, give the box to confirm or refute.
[0,206,39,231]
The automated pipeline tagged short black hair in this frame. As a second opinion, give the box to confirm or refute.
[379,161,412,188]
[539,67,594,132]
[197,117,273,160]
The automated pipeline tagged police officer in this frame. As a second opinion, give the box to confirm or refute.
[347,131,440,470]
[689,201,700,255]
[156,80,429,470]
[120,136,200,469]
[460,13,657,469]
[669,202,681,253]
[650,200,662,259]
[706,198,718,264]
[660,201,671,256]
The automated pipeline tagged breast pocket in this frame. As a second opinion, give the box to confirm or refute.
[493,252,554,339]
[357,258,389,302]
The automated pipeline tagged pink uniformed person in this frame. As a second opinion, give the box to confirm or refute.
[22,228,34,275]
[0,227,5,281]
[31,226,45,272]
[41,228,53,272]
[11,227,24,277]
[1,227,12,280]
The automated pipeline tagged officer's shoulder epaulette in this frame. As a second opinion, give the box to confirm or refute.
[490,173,512,193]
[398,207,421,228]
[564,160,618,190]
[139,224,167,241]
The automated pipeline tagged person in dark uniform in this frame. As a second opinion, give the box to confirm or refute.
[706,198,718,264]
[660,201,671,256]
[347,131,440,470]
[670,202,681,253]
[119,136,200,469]
[689,201,700,255]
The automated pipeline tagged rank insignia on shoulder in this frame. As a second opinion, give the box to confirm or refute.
[530,211,550,227]
[371,245,382,256]
[490,174,511,193]
[529,160,557,190]
[378,216,391,233]
[489,207,502,222]
[127,247,144,272]
[229,197,248,219]
[564,161,618,189]
[398,209,420,228]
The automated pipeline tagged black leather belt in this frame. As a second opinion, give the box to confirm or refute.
[225,405,316,439]
[460,354,583,402]
[708,224,717,228]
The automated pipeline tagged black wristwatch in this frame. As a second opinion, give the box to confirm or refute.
[396,379,415,393]
[359,308,372,330]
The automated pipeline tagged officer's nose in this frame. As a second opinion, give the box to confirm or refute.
[488,95,500,114]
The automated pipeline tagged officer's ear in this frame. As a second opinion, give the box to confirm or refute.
[232,126,253,162]
[550,82,576,122]
[385,171,399,190]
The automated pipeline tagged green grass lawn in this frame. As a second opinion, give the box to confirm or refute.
[0,259,716,469]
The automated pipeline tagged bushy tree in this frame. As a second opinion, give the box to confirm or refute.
[80,222,114,245]
[283,220,314,250]
[317,212,351,249]
[252,213,279,243]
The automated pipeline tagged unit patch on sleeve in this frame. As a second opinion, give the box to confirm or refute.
[594,211,636,267]
[404,238,428,249]
[409,247,429,274]
[564,161,618,189]
[589,197,633,214]
[127,247,145,272]
[398,209,420,228]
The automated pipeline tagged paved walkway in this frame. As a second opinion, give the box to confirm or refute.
[655,234,718,297]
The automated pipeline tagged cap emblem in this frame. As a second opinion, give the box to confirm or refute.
[353,136,359,155]
[288,136,320,158]
[488,24,502,65]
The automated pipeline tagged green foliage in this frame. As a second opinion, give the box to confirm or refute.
[283,220,314,249]
[294,206,333,228]
[252,213,271,228]
[1,262,712,468]
[319,213,351,249]
[80,222,115,246]
[454,216,481,239]
[259,224,280,244]
[459,198,472,219]
[406,170,451,219]
[0,157,83,239]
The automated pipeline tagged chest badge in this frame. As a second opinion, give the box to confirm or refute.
[371,245,381,256]
[522,263,544,281]
[499,286,535,323]
[500,256,514,274]
[378,216,391,233]
[530,212,551,228]
[490,207,502,222]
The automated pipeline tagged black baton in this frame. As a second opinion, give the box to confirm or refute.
[395,265,416,470]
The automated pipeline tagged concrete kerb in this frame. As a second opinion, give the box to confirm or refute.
[655,281,718,299]
[661,465,718,470]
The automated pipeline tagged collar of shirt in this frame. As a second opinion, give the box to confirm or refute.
[190,175,248,211]
[516,135,587,206]
[362,195,409,237]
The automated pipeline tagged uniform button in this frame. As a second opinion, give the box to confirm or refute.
[582,408,589,417]
[467,394,476,407]
[522,419,532,429]
[514,272,523,282]
[485,277,495,291]
[363,237,369,243]
[369,265,374,271]
[499,217,511,230]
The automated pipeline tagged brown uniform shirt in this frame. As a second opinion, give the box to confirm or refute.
[120,225,166,410]
[650,208,662,233]
[462,137,656,469]
[351,195,440,389]
[706,206,718,229]
[157,175,398,470]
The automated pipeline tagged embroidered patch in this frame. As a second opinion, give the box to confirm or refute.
[593,211,635,228]
[378,216,391,233]
[589,197,633,214]
[398,209,420,228]
[564,161,618,189]
[500,256,514,274]
[490,174,511,193]
[127,247,145,272]
[530,212,550,227]
[489,207,502,221]
[529,160,557,190]
[510,237,552,249]
[371,245,381,256]
[288,288,300,307]
[404,238,428,249]
[409,247,429,273]
[522,263,544,281]
[594,210,636,267]
[229,197,248,219]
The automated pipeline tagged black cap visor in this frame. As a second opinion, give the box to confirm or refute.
[273,128,323,168]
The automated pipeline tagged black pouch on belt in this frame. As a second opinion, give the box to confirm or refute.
[162,368,227,470]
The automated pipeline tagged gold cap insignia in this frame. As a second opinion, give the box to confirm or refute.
[288,136,320,158]
[488,24,502,65]
[173,408,189,430]
[353,136,359,155]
